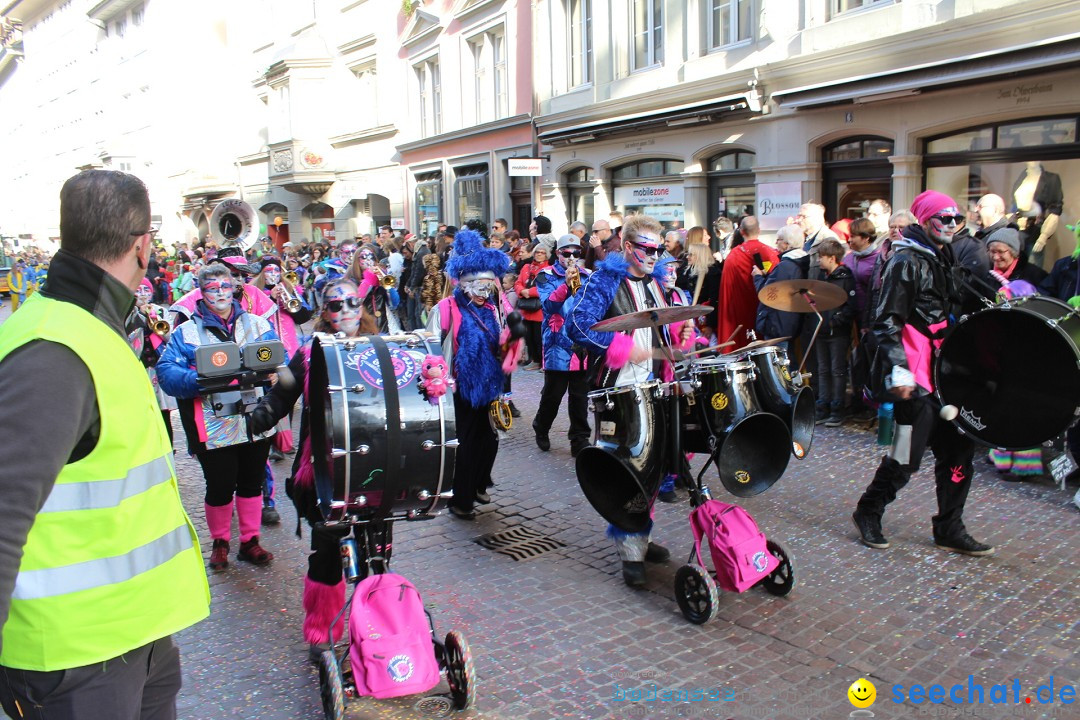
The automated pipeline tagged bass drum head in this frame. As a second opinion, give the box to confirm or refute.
[715,412,791,497]
[936,298,1080,449]
[307,337,337,519]
[575,446,655,534]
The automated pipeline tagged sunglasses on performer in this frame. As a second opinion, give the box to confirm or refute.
[324,297,362,312]
[931,214,964,226]
[632,242,662,257]
[560,250,582,258]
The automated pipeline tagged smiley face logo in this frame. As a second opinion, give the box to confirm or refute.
[734,470,750,484]
[256,346,272,363]
[848,678,876,708]
[710,393,729,410]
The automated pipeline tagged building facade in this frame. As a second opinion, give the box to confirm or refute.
[533,0,1080,266]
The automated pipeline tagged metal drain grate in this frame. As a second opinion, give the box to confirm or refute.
[413,696,453,717]
[474,525,566,560]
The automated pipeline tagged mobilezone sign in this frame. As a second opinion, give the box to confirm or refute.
[614,184,685,206]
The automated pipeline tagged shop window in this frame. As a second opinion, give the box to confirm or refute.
[612,159,684,180]
[823,137,893,223]
[707,151,754,172]
[708,0,752,49]
[631,0,663,71]
[455,165,489,226]
[707,150,756,230]
[416,172,442,237]
[565,167,595,228]
[824,137,893,162]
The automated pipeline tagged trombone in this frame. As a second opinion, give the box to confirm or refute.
[280,272,304,313]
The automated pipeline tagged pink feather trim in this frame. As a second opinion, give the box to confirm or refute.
[605,332,634,369]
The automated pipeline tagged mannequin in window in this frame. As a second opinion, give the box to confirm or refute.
[1011,161,1063,268]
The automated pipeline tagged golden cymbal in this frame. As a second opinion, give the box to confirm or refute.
[737,337,791,352]
[589,304,711,332]
[758,279,848,313]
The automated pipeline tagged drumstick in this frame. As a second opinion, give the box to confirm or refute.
[724,324,743,345]
[685,342,735,356]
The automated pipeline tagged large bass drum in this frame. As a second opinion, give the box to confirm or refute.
[935,296,1080,449]
[307,332,456,522]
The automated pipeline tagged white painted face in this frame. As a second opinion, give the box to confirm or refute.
[558,245,582,270]
[322,283,362,335]
[357,248,376,270]
[201,278,235,313]
[461,278,497,301]
[135,285,153,306]
[627,232,662,274]
[662,263,678,290]
[926,207,962,244]
[263,266,281,286]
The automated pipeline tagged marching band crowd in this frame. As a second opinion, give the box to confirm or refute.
[0,168,1078,719]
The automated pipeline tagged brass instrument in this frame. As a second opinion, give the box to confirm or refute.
[144,307,170,337]
[209,199,259,251]
[280,271,303,313]
[566,258,581,295]
[374,265,397,289]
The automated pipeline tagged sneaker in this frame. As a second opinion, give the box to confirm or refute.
[815,407,830,425]
[508,401,522,418]
[535,429,551,452]
[644,542,671,563]
[448,505,475,521]
[237,537,273,565]
[209,539,230,571]
[658,489,678,503]
[824,414,844,428]
[475,490,492,504]
[934,533,995,556]
[622,561,646,588]
[269,447,285,462]
[262,505,281,525]
[852,511,890,549]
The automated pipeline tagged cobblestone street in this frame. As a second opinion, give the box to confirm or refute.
[165,361,1077,720]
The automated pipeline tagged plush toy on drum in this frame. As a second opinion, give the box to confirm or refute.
[248,278,476,716]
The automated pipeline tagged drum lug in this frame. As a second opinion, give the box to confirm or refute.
[417,490,431,500]
[327,384,366,393]
[355,495,368,506]
[421,439,459,450]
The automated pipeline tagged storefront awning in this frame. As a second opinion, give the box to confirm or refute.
[773,34,1080,109]
[538,94,750,146]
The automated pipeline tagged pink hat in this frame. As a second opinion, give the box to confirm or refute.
[910,190,959,225]
[139,278,153,291]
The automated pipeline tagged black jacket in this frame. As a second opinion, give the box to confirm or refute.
[870,226,958,397]
[817,263,855,337]
[755,249,809,341]
[1039,254,1080,302]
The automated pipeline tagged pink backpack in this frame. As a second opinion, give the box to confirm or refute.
[348,573,440,699]
[689,500,778,593]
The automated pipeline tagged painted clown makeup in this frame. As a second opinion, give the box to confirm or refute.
[357,248,376,270]
[927,207,962,244]
[629,233,662,273]
[263,267,281,286]
[135,286,153,305]
[202,280,235,313]
[339,244,357,266]
[323,284,362,335]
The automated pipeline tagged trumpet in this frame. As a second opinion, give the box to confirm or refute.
[566,258,582,295]
[374,265,397,289]
[279,272,304,313]
[144,307,170,337]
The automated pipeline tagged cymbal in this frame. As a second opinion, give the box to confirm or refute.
[758,279,848,313]
[737,337,790,352]
[590,305,711,333]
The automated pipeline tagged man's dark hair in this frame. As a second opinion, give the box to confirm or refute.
[59,169,150,264]
[465,218,489,238]
[444,225,458,237]
[378,225,392,234]
[850,217,876,239]
[493,217,508,228]
[818,238,845,261]
[533,215,552,234]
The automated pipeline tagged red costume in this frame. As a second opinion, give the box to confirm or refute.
[717,239,779,350]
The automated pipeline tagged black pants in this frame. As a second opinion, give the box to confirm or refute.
[1,637,181,720]
[856,394,975,539]
[196,440,271,505]
[450,394,499,512]
[523,320,543,365]
[814,334,849,411]
[533,369,591,447]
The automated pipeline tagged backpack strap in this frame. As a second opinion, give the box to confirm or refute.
[437,296,462,356]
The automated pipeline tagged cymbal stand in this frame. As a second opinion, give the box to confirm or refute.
[796,289,822,385]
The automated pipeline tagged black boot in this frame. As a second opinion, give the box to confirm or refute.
[852,511,889,549]
[621,561,646,587]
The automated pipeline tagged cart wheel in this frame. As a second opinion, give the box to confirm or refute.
[760,539,796,597]
[318,650,346,720]
[674,564,719,625]
[444,630,476,710]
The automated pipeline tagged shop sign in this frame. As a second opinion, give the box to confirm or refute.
[757,182,802,231]
[508,158,543,176]
[645,205,685,222]
[390,218,406,229]
[614,184,685,207]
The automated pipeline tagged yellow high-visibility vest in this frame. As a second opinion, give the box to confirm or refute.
[0,293,209,671]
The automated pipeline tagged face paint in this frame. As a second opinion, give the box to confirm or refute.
[322,285,362,335]
[340,244,357,266]
[663,265,677,290]
[461,279,495,301]
[630,234,661,273]
[927,207,961,244]
[202,280,235,313]
[135,286,153,305]
[357,248,376,270]
[263,267,281,286]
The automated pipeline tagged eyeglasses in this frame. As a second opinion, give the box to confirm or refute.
[931,214,964,226]
[632,243,661,257]
[560,250,582,258]
[325,297,362,312]
[130,227,159,238]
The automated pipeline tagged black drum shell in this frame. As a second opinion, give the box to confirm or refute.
[935,296,1080,449]
[307,333,456,521]
[746,346,815,459]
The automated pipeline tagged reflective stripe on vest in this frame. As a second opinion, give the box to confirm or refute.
[12,524,193,601]
[38,455,174,514]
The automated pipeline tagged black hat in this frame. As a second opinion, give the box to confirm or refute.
[211,246,259,275]
[260,256,283,270]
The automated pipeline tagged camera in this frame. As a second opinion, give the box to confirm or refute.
[195,340,286,417]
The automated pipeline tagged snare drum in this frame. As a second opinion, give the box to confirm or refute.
[744,345,815,459]
[683,357,792,497]
[936,296,1080,449]
[307,332,456,522]
[576,381,667,533]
